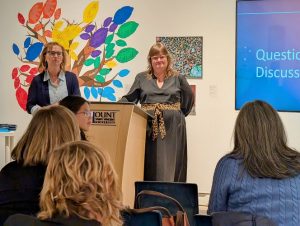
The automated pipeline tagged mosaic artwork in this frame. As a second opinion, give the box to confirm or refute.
[11,0,139,110]
[156,36,203,79]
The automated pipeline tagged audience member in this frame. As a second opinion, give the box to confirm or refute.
[208,100,300,226]
[0,105,80,224]
[59,95,92,140]
[4,141,123,226]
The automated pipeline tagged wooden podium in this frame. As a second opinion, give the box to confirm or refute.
[87,102,148,206]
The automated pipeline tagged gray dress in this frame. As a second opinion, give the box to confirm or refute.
[121,72,194,182]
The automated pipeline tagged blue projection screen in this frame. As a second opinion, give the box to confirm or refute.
[236,0,300,112]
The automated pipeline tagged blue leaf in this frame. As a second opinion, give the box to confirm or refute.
[102,87,115,99]
[84,87,91,99]
[106,93,117,101]
[113,6,133,25]
[119,69,130,77]
[26,42,43,61]
[91,86,98,99]
[98,87,104,95]
[24,37,31,48]
[12,43,20,55]
[113,80,123,88]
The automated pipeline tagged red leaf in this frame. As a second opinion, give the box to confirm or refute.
[14,77,20,89]
[29,67,38,75]
[11,67,18,79]
[43,0,57,19]
[25,75,34,84]
[17,13,25,25]
[44,30,52,38]
[28,2,44,24]
[20,65,30,72]
[54,8,61,20]
[16,87,28,111]
[33,23,43,32]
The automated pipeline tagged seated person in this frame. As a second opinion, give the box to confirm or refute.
[4,141,123,226]
[0,106,80,224]
[208,100,300,226]
[59,96,92,140]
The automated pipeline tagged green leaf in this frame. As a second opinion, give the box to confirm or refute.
[95,75,105,83]
[116,47,138,63]
[106,49,114,58]
[116,39,127,47]
[94,56,101,68]
[116,21,139,39]
[106,43,115,51]
[105,34,114,44]
[100,68,111,75]
[84,58,94,66]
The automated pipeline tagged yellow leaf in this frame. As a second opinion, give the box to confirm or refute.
[62,25,82,41]
[53,20,64,30]
[70,42,79,51]
[83,1,99,24]
[105,60,117,68]
[70,51,78,61]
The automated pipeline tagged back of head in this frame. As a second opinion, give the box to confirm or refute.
[11,105,80,166]
[38,141,123,226]
[232,100,300,178]
[59,95,88,114]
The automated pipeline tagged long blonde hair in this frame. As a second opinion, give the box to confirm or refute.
[38,141,123,226]
[11,105,80,166]
[147,42,178,79]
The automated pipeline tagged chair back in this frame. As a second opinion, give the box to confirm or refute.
[134,181,198,226]
[194,214,212,226]
[122,209,163,226]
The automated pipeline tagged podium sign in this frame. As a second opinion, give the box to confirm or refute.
[87,102,148,206]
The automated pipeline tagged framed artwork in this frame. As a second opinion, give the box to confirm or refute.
[156,36,203,79]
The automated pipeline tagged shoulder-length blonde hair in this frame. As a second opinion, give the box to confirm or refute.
[147,42,178,79]
[38,42,67,72]
[38,141,123,226]
[11,105,80,166]
[231,100,300,178]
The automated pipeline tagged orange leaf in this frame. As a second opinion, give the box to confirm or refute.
[43,0,57,19]
[33,23,43,32]
[54,8,61,20]
[28,2,44,24]
[44,30,52,38]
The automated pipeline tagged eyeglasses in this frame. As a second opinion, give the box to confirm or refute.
[151,55,167,61]
[76,111,93,117]
[47,51,63,57]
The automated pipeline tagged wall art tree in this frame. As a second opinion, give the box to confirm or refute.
[11,0,139,110]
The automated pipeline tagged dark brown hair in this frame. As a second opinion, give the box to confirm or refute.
[231,100,300,178]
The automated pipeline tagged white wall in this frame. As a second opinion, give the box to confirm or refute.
[1,0,300,194]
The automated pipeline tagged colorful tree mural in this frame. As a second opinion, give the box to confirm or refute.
[11,0,139,110]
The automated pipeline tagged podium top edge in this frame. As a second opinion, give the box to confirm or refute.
[90,102,135,105]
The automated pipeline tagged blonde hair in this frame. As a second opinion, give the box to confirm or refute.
[38,42,67,72]
[11,105,80,166]
[147,42,178,79]
[38,141,123,226]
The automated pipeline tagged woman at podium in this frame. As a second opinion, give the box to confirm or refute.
[120,42,194,182]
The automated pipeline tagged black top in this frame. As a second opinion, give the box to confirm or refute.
[4,214,101,226]
[0,161,46,224]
